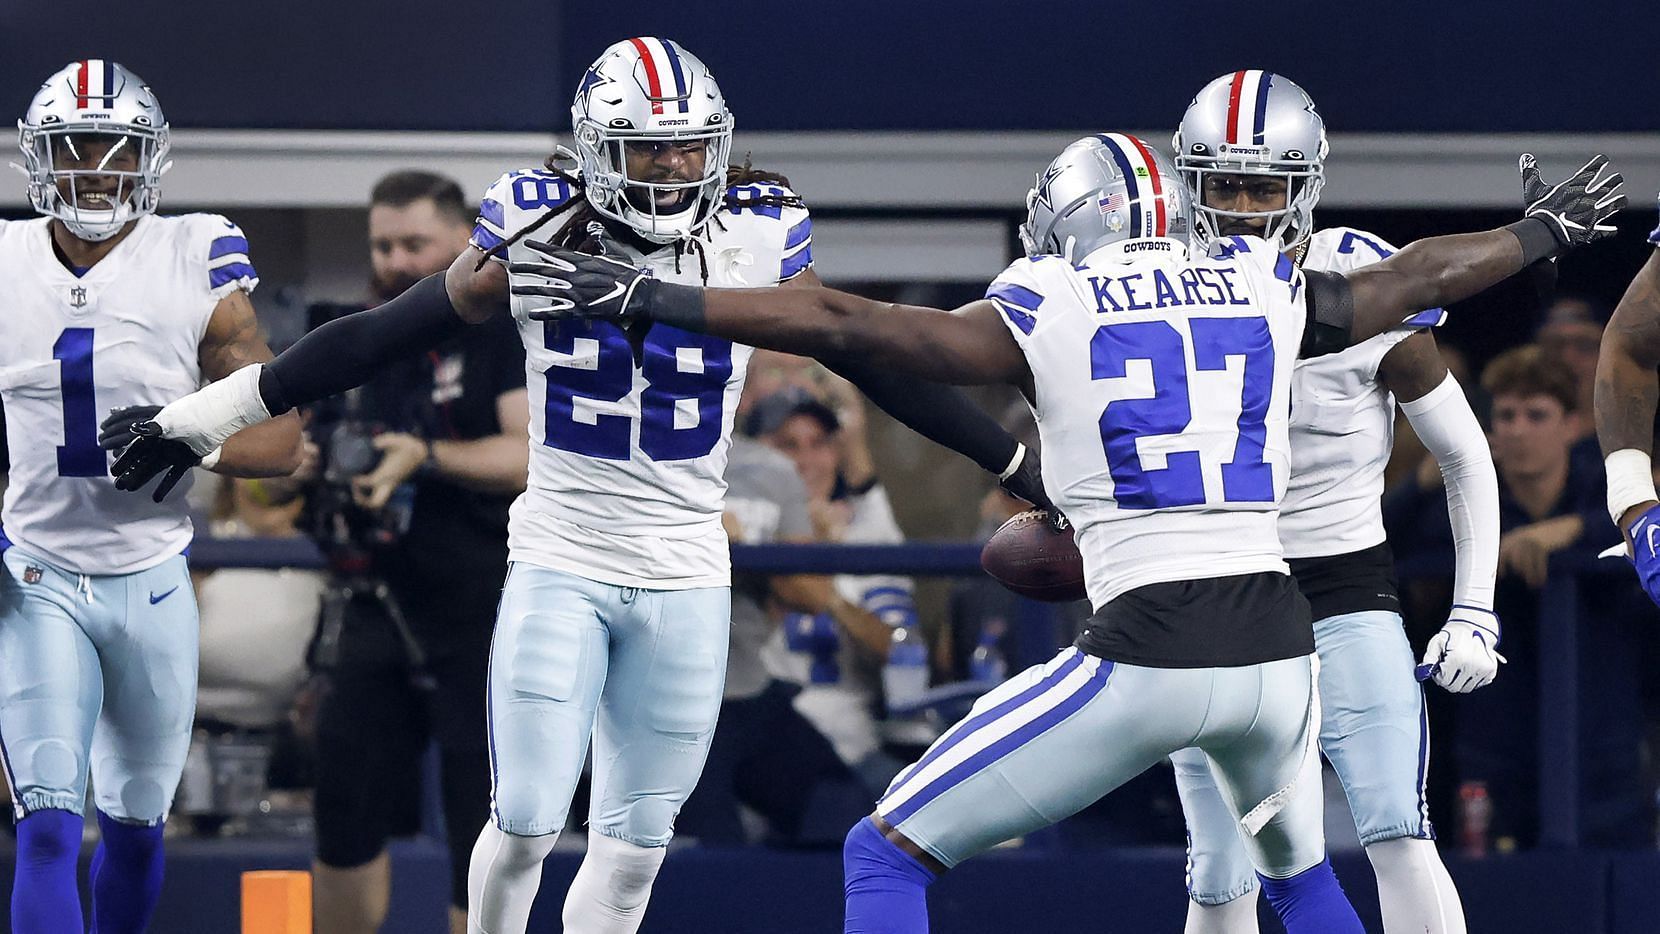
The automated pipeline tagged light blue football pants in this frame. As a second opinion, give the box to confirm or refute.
[0,546,197,825]
[485,563,730,846]
[877,648,1327,881]
[1173,609,1431,904]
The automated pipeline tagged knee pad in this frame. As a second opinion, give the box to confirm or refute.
[584,833,665,907]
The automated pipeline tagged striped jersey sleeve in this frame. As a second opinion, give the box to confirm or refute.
[984,257,1050,343]
[203,217,258,298]
[471,168,580,261]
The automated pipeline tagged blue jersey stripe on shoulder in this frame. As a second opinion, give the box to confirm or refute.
[1228,235,1252,253]
[479,197,505,230]
[985,281,1043,313]
[785,216,812,250]
[471,224,505,252]
[780,248,812,280]
[209,262,257,289]
[208,235,249,261]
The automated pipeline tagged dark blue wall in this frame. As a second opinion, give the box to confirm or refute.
[3,0,1656,132]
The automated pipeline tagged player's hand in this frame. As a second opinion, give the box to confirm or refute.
[508,240,654,322]
[1416,606,1505,693]
[98,404,164,452]
[1623,503,1660,609]
[1519,153,1624,248]
[109,434,206,503]
[98,364,270,459]
[999,444,1058,514]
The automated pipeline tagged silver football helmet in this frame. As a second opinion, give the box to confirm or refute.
[1173,70,1327,250]
[570,38,733,243]
[1020,133,1193,261]
[16,60,171,242]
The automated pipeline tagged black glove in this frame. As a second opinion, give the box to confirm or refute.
[508,239,655,323]
[98,404,162,451]
[104,405,205,503]
[1520,153,1624,248]
[999,445,1054,512]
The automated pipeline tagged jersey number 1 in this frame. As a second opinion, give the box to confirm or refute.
[54,328,105,478]
[1090,317,1275,509]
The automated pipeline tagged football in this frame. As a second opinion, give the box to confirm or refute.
[980,509,1087,603]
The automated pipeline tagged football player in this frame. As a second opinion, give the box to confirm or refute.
[1164,71,1503,934]
[0,61,302,934]
[100,38,1042,934]
[1595,196,1660,605]
[504,135,1620,934]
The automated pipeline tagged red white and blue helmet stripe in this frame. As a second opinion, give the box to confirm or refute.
[627,37,690,115]
[73,59,117,111]
[1093,132,1169,239]
[1223,69,1275,146]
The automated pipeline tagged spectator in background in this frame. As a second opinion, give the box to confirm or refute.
[1387,345,1639,848]
[749,386,920,789]
[1535,295,1607,437]
[677,435,872,846]
[302,170,527,934]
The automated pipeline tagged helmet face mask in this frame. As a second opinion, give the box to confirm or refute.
[1173,70,1328,251]
[1020,133,1194,262]
[17,60,171,243]
[571,38,734,244]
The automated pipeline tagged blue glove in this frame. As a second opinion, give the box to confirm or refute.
[1628,503,1660,607]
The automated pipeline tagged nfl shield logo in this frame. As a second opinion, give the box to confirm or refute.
[22,565,42,584]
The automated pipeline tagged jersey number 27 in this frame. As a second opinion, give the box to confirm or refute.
[1091,317,1275,509]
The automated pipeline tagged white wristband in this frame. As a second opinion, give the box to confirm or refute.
[998,443,1028,481]
[199,446,223,470]
[1605,448,1658,527]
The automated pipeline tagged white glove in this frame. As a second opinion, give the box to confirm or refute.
[1416,606,1505,693]
[136,363,272,456]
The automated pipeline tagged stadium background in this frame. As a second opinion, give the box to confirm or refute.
[3,2,1660,930]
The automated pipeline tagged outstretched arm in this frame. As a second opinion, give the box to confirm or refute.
[779,271,1046,506]
[1322,154,1624,351]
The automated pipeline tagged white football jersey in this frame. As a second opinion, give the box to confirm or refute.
[990,235,1308,608]
[472,169,814,589]
[0,214,257,574]
[1278,228,1443,559]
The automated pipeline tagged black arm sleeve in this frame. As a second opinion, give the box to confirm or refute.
[259,272,471,415]
[823,356,1046,501]
[1299,269,1355,359]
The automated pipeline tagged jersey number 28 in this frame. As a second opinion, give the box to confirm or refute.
[541,321,732,461]
[1091,317,1275,509]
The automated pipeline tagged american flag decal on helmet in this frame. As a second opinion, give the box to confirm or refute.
[1094,133,1168,239]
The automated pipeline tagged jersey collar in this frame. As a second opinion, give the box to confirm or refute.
[1078,237,1190,266]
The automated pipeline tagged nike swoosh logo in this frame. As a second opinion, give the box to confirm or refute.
[149,586,179,605]
[592,281,626,307]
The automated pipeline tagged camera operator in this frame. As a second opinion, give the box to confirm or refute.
[302,170,526,934]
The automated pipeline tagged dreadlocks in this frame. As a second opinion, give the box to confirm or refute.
[474,151,807,283]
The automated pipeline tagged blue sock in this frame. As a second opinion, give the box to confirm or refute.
[89,810,166,934]
[1259,857,1364,934]
[843,817,935,934]
[12,808,84,934]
